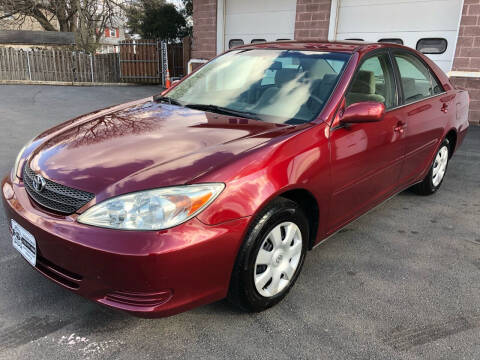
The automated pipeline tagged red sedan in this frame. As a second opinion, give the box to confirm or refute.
[2,41,469,317]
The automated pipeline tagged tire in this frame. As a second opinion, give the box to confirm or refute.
[228,197,308,312]
[412,138,450,195]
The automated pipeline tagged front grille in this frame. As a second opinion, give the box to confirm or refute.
[23,163,95,215]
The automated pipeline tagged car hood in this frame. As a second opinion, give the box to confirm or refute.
[28,98,293,203]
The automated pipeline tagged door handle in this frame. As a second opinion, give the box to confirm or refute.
[441,103,448,113]
[394,121,407,133]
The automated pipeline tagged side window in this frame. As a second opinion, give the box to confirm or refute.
[432,76,443,95]
[394,53,443,104]
[346,53,396,109]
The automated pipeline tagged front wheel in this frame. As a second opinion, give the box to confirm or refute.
[228,197,308,312]
[412,138,450,195]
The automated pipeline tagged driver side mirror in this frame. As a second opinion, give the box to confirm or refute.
[340,102,385,124]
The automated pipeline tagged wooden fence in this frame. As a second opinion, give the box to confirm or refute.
[118,40,187,84]
[168,43,184,79]
[0,42,187,84]
[0,47,120,83]
[119,40,161,84]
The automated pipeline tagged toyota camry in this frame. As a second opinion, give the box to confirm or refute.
[2,41,469,317]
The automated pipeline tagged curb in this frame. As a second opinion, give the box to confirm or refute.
[0,80,157,87]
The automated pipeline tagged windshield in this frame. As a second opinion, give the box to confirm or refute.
[167,49,350,124]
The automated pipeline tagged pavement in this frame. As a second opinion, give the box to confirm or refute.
[0,85,479,360]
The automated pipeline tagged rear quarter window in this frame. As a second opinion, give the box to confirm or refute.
[394,52,444,104]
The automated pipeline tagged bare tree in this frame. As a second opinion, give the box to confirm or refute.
[0,0,130,52]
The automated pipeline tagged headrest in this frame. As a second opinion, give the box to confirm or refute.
[269,61,282,71]
[351,70,375,94]
[310,74,337,92]
[402,77,416,97]
[308,59,337,79]
[275,68,298,86]
[322,73,337,84]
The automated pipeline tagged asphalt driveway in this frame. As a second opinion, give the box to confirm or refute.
[0,85,479,360]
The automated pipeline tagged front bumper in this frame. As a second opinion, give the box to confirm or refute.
[2,176,250,317]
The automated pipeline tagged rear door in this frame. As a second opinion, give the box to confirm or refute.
[391,50,452,186]
[327,50,407,232]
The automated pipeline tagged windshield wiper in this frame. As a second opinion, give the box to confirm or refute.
[153,95,183,106]
[185,104,260,120]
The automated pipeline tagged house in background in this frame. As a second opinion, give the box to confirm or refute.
[96,25,128,54]
[191,0,480,125]
[0,11,127,53]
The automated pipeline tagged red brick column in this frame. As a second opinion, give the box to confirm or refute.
[294,0,332,41]
[192,0,217,60]
[451,77,480,125]
[451,0,480,125]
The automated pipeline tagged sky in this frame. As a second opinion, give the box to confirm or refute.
[166,0,183,8]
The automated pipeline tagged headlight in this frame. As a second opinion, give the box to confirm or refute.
[13,143,29,178]
[77,183,225,230]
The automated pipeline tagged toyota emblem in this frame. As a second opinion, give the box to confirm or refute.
[32,174,46,193]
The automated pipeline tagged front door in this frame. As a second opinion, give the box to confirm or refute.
[327,51,407,232]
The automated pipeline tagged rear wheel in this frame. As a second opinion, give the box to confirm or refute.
[228,197,308,312]
[412,138,450,195]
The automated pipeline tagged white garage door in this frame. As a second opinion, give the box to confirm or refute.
[224,0,296,50]
[334,0,463,72]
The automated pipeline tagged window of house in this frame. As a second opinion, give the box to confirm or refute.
[378,38,403,45]
[228,39,244,49]
[394,52,443,104]
[110,28,117,38]
[251,39,266,44]
[416,38,447,54]
[346,53,396,109]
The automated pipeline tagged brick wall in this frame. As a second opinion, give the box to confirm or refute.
[452,0,480,125]
[453,0,480,71]
[451,77,480,125]
[294,0,332,41]
[192,0,217,60]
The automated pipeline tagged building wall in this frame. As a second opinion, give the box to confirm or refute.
[453,0,480,71]
[191,0,478,125]
[451,0,480,125]
[450,77,480,124]
[192,0,217,59]
[294,0,331,41]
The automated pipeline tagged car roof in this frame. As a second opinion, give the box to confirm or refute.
[231,40,408,54]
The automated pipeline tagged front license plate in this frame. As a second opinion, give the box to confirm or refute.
[11,219,36,266]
